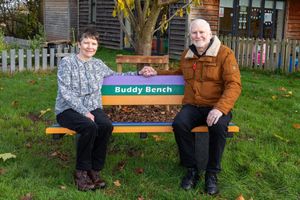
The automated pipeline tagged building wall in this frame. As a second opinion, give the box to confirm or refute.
[168,0,220,59]
[44,0,70,41]
[189,0,219,35]
[285,0,300,40]
[78,0,121,49]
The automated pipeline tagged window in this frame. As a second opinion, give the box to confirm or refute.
[219,0,285,39]
[89,0,96,24]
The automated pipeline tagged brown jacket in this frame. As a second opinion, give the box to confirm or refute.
[158,36,241,115]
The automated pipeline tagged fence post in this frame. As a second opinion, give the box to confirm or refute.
[265,39,270,70]
[2,50,7,72]
[270,39,275,71]
[10,49,16,73]
[34,49,40,71]
[27,49,32,71]
[57,47,62,65]
[50,48,55,69]
[19,49,24,71]
[42,48,47,70]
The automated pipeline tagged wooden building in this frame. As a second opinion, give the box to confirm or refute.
[43,0,300,58]
[43,0,78,42]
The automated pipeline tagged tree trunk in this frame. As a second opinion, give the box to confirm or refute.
[136,32,153,56]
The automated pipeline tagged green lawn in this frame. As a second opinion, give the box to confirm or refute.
[0,48,299,200]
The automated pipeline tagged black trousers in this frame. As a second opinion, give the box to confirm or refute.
[172,104,232,173]
[56,108,113,171]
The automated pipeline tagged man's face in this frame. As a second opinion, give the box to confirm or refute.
[190,23,212,49]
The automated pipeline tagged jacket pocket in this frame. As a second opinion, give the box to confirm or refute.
[202,63,220,81]
[182,68,194,80]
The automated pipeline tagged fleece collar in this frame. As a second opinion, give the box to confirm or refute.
[185,36,221,59]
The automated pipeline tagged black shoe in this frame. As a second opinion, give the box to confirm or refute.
[180,168,199,190]
[205,173,219,195]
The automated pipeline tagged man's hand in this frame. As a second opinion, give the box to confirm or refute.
[206,108,223,126]
[85,112,95,122]
[139,66,157,77]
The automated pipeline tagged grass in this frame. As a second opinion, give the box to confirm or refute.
[0,48,300,200]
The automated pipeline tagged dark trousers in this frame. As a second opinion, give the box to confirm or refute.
[172,104,232,173]
[56,108,113,171]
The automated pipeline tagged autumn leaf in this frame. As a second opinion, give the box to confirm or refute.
[0,153,16,161]
[135,167,144,174]
[59,185,67,190]
[11,100,19,108]
[28,80,36,85]
[152,135,164,142]
[293,124,300,129]
[39,108,51,118]
[137,196,145,200]
[20,193,33,200]
[278,87,287,91]
[114,180,121,187]
[0,168,6,175]
[271,95,277,100]
[50,151,69,161]
[235,194,245,200]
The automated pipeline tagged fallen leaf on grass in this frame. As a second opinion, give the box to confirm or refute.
[137,196,145,200]
[39,108,51,118]
[273,134,289,143]
[20,193,33,200]
[271,95,277,100]
[113,180,121,187]
[278,87,287,91]
[11,100,19,108]
[135,167,144,174]
[59,185,67,190]
[0,168,6,175]
[28,80,36,85]
[112,160,127,174]
[152,135,164,142]
[293,124,300,129]
[0,153,16,162]
[50,151,69,161]
[25,143,32,148]
[235,194,245,200]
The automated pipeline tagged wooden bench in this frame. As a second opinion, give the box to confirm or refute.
[46,75,239,136]
[46,55,239,170]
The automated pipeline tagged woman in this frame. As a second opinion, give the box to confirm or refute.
[55,28,142,191]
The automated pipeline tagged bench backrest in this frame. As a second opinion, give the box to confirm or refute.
[102,75,184,105]
[116,54,169,72]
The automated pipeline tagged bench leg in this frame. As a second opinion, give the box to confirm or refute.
[52,134,65,140]
[139,133,148,139]
[195,132,209,171]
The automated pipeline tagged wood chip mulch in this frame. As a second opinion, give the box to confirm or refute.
[103,105,181,123]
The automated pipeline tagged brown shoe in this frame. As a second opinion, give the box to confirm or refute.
[74,170,95,191]
[87,170,106,189]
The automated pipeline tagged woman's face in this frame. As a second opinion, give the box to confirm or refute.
[78,37,98,60]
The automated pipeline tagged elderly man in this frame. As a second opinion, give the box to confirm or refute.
[141,19,241,195]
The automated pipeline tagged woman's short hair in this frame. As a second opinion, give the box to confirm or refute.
[78,27,100,43]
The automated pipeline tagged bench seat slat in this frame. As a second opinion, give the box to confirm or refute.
[102,95,183,105]
[45,123,239,135]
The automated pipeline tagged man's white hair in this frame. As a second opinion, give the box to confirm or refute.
[189,19,212,34]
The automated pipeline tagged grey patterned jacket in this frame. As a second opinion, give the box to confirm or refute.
[55,54,137,116]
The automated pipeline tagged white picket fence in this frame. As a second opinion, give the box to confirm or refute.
[0,37,299,73]
[0,46,77,73]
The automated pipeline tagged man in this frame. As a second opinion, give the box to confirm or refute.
[141,19,241,195]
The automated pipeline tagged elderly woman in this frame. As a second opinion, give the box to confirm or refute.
[55,28,144,191]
